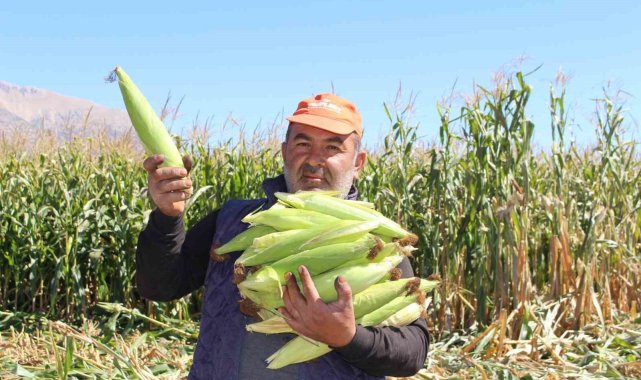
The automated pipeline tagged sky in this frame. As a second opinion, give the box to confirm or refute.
[2,0,640,151]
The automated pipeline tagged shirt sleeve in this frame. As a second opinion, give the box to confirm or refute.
[135,208,218,301]
[332,256,430,377]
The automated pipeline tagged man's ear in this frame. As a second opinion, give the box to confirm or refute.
[281,141,287,162]
[353,150,367,179]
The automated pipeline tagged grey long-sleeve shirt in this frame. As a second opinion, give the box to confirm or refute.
[136,207,430,378]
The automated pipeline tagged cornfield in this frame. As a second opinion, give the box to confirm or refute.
[1,71,640,378]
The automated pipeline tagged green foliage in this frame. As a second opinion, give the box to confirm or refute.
[1,72,639,335]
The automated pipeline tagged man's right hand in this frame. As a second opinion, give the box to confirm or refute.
[143,154,194,217]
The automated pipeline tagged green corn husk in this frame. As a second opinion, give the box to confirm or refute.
[237,266,283,309]
[293,191,375,209]
[242,255,403,309]
[238,220,369,267]
[358,278,437,325]
[242,207,341,231]
[358,293,422,325]
[305,255,404,302]
[266,336,331,369]
[246,315,292,334]
[246,277,438,334]
[215,225,277,255]
[269,235,382,279]
[379,302,426,327]
[111,67,184,168]
[275,192,410,238]
[262,292,428,369]
[351,277,421,318]
[236,229,306,265]
[297,220,380,251]
[337,242,401,268]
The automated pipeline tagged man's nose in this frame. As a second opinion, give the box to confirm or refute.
[306,145,326,166]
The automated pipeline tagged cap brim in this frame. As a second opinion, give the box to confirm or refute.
[287,114,359,136]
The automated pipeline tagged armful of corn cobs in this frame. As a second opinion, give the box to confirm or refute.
[214,191,439,369]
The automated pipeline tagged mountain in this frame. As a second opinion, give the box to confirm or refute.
[0,80,132,140]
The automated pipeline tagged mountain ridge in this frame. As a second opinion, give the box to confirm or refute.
[0,80,132,137]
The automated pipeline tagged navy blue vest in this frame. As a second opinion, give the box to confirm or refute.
[188,175,383,379]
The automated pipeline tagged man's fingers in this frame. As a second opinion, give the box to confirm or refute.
[143,154,164,173]
[151,167,189,182]
[156,178,193,193]
[334,275,353,308]
[285,272,307,307]
[158,191,191,203]
[298,266,320,302]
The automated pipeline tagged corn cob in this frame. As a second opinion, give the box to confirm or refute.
[304,255,403,302]
[292,191,375,209]
[227,190,432,369]
[358,292,424,325]
[242,208,340,231]
[266,336,331,369]
[237,266,283,309]
[264,284,433,369]
[110,67,184,169]
[297,220,380,251]
[215,225,277,255]
[238,220,376,267]
[275,192,411,238]
[379,302,426,327]
[268,235,383,279]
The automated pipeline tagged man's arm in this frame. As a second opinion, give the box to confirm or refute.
[136,208,218,301]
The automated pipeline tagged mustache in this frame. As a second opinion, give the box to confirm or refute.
[301,164,331,180]
[302,164,321,174]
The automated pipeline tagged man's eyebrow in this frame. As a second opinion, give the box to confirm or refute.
[291,133,346,145]
[292,133,312,141]
[324,136,346,145]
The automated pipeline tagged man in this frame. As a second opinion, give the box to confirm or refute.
[136,93,430,379]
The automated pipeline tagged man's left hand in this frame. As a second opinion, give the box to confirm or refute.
[279,265,356,348]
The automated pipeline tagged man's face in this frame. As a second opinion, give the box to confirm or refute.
[281,122,366,197]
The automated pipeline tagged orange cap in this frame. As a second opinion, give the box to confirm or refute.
[286,93,362,137]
